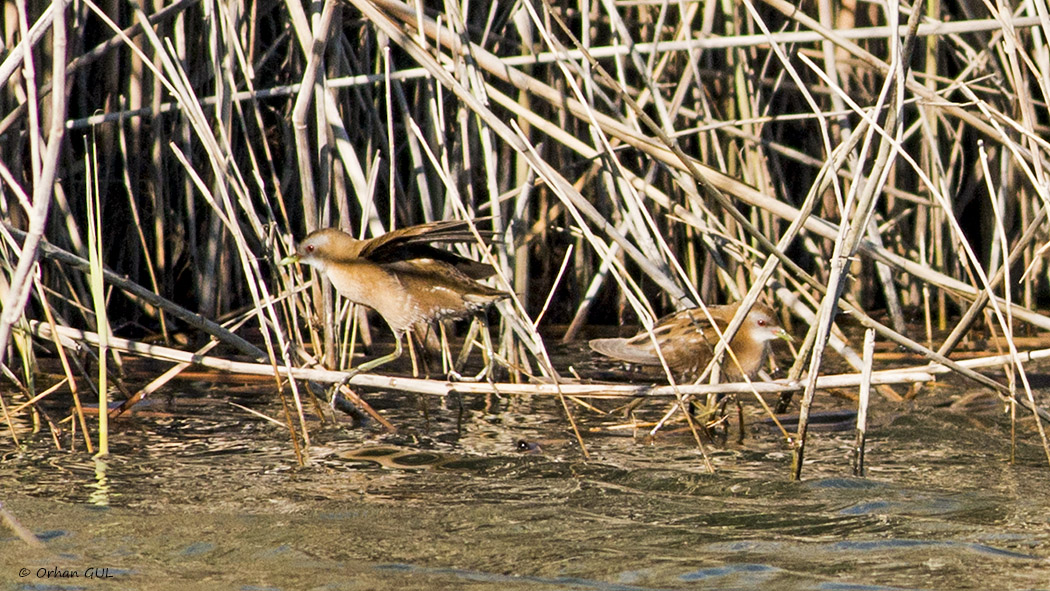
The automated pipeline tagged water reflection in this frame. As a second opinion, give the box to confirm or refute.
[2,375,1050,589]
[87,457,110,507]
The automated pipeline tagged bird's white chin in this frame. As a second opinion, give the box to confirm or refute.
[301,258,325,271]
[756,328,782,342]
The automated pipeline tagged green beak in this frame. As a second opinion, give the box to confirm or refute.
[280,254,299,266]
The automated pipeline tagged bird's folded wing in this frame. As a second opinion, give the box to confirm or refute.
[588,337,662,365]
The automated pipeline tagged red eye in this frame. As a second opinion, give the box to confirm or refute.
[757,319,767,327]
[305,245,315,253]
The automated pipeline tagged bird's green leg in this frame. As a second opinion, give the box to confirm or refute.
[352,334,404,374]
[448,315,498,383]
[451,320,480,377]
[331,334,405,412]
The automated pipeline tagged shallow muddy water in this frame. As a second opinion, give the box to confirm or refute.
[3,358,1050,590]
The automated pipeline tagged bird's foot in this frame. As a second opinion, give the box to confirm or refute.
[446,362,493,383]
[330,369,361,410]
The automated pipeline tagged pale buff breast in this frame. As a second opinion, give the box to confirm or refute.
[724,339,770,379]
[323,262,419,334]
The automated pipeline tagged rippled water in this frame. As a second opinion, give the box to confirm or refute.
[2,362,1050,590]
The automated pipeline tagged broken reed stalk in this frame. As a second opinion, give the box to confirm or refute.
[85,137,109,455]
[853,329,875,477]
[793,4,919,479]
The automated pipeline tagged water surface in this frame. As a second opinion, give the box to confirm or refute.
[2,364,1049,590]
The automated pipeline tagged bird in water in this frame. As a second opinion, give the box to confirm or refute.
[589,301,792,380]
[281,219,510,376]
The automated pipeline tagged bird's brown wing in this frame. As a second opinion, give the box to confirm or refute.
[359,220,498,278]
[374,244,496,279]
[667,307,734,337]
[589,306,736,368]
[383,258,509,319]
[360,220,495,257]
[588,337,663,365]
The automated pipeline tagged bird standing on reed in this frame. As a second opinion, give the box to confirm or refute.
[281,220,510,375]
[589,301,792,380]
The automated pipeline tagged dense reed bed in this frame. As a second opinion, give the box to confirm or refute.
[3,0,1050,475]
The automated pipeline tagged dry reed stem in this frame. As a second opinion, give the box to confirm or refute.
[0,501,45,548]
[27,314,945,395]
